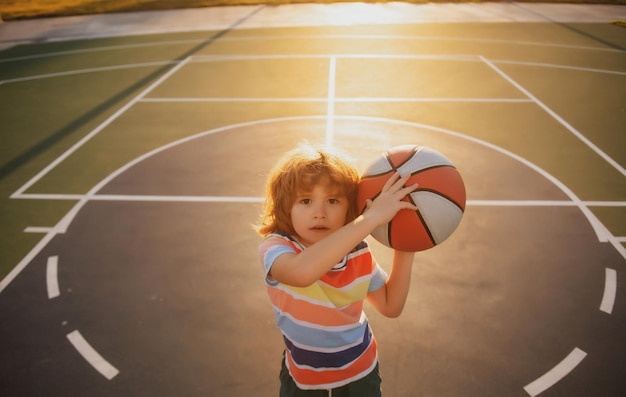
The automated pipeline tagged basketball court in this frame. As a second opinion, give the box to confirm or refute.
[0,3,625,396]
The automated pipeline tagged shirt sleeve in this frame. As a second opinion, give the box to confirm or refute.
[258,236,297,283]
[368,262,388,292]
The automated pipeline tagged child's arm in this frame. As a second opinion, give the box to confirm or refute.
[366,250,415,318]
[270,173,417,287]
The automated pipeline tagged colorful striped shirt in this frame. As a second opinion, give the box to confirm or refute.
[259,233,388,390]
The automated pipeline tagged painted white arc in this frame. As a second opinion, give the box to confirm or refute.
[46,256,60,299]
[67,330,119,380]
[523,348,587,396]
[600,268,617,314]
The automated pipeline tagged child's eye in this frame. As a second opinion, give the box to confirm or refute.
[300,198,311,204]
[328,198,340,204]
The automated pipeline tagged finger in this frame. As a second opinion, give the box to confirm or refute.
[382,171,401,192]
[400,201,418,211]
[389,173,413,192]
[392,182,418,201]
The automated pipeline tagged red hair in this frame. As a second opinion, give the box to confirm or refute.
[256,144,360,237]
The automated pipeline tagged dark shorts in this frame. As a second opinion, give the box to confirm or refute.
[279,354,382,397]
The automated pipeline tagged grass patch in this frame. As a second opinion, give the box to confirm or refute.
[2,0,626,21]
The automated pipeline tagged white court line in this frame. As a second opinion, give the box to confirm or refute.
[326,56,337,145]
[24,226,55,233]
[600,268,617,314]
[191,53,479,62]
[91,194,264,203]
[46,256,60,299]
[0,61,179,84]
[0,34,617,65]
[11,193,625,208]
[0,39,204,64]
[214,34,622,53]
[67,330,119,380]
[16,193,84,200]
[46,256,61,299]
[140,97,532,103]
[524,348,587,397]
[5,55,621,87]
[141,97,328,102]
[491,59,626,76]
[481,57,626,178]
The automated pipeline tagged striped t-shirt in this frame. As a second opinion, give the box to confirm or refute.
[259,232,388,390]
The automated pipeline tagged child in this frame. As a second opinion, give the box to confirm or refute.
[257,143,418,397]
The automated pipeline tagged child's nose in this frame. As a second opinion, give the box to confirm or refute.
[313,204,326,219]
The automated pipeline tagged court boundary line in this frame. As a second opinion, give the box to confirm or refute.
[0,61,179,84]
[214,34,625,53]
[3,54,623,87]
[140,97,534,103]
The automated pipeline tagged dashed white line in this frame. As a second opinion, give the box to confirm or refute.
[600,268,617,314]
[46,256,60,299]
[524,347,587,397]
[67,330,119,380]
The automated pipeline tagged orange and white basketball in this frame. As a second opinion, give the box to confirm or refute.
[357,145,466,252]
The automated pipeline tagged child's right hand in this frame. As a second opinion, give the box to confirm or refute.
[363,172,418,227]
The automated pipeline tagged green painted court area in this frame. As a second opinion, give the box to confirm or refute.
[0,13,625,396]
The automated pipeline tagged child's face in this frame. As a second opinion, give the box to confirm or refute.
[290,181,349,247]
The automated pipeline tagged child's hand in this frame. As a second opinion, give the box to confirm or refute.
[363,172,418,227]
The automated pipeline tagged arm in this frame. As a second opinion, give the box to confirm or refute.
[270,173,417,287]
[367,250,415,318]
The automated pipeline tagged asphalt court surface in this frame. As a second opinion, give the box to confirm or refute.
[0,4,626,397]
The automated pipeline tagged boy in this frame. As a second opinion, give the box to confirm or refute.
[257,144,418,396]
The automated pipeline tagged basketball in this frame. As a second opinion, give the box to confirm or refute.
[357,145,466,252]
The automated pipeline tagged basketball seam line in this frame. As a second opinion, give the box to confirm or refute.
[408,195,437,247]
[415,188,466,212]
[361,164,458,179]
